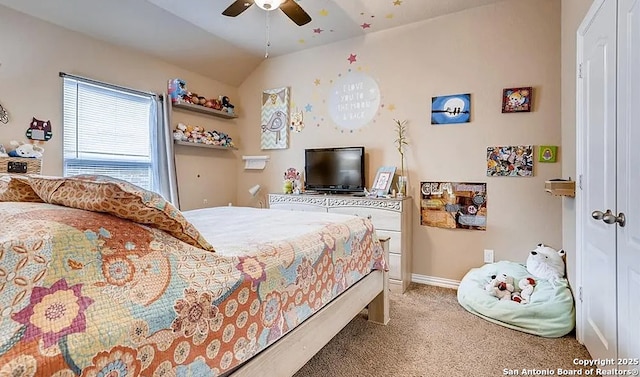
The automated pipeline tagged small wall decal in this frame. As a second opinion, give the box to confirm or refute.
[487,145,534,177]
[502,87,533,113]
[538,145,558,163]
[431,93,471,124]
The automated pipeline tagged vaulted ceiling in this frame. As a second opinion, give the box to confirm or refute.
[0,0,506,86]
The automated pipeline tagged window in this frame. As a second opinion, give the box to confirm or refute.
[62,77,158,191]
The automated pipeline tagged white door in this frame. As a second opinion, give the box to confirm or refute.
[578,0,617,361]
[616,0,640,362]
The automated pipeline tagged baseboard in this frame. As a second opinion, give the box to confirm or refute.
[411,273,460,289]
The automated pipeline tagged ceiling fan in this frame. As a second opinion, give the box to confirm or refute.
[223,0,312,26]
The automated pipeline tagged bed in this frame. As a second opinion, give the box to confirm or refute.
[0,174,389,376]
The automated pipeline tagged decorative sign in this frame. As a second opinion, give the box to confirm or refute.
[261,87,290,150]
[420,182,487,230]
[328,72,380,130]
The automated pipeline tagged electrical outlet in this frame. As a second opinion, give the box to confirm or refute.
[483,249,494,264]
[203,199,208,206]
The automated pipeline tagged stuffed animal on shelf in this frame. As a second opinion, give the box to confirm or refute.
[485,273,515,301]
[8,140,44,158]
[220,96,235,114]
[526,243,566,286]
[168,78,187,103]
[0,144,8,157]
[511,277,536,304]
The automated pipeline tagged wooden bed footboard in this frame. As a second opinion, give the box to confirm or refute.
[229,238,390,377]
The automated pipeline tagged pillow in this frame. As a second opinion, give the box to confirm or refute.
[28,174,215,251]
[526,243,566,284]
[0,174,44,202]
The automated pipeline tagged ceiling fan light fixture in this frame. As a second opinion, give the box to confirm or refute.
[254,0,285,11]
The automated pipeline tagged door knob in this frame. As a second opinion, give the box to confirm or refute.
[603,211,626,227]
[591,210,605,220]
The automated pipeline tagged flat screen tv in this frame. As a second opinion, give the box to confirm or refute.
[304,146,365,193]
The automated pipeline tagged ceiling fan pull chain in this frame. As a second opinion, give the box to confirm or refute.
[265,11,271,58]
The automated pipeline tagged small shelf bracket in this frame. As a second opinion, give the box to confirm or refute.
[242,155,270,170]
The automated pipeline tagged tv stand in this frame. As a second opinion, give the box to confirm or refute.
[268,193,412,293]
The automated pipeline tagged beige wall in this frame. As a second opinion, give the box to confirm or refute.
[0,5,240,209]
[238,0,562,280]
[560,0,593,289]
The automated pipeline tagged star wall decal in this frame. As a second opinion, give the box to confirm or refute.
[314,79,321,86]
[347,54,357,64]
[319,9,329,16]
[393,0,402,5]
[313,28,324,34]
[386,13,394,19]
[298,39,306,44]
[361,23,371,29]
[305,104,313,112]
[387,104,397,111]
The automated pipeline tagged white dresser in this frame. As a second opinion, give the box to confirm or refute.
[268,193,412,293]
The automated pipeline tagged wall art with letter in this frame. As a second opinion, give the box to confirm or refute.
[431,93,471,124]
[420,182,487,230]
[261,87,290,150]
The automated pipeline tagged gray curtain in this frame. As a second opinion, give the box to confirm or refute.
[152,95,179,207]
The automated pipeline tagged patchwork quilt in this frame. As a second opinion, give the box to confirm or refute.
[0,202,385,376]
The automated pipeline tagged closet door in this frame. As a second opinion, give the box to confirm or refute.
[577,0,617,361]
[616,0,640,362]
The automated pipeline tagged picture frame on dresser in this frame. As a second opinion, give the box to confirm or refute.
[371,166,396,197]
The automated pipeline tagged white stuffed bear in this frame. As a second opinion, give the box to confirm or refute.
[486,273,515,301]
[526,243,566,286]
[8,140,44,158]
[512,277,536,304]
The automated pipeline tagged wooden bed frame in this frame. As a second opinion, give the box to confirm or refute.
[230,238,390,377]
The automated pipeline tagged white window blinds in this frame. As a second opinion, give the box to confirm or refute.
[62,77,156,190]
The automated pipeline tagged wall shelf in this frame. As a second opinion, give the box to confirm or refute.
[545,180,575,197]
[172,101,237,119]
[174,140,237,150]
[242,155,270,170]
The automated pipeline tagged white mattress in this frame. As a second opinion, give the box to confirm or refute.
[183,206,358,255]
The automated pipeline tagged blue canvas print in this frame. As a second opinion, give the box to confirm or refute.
[431,93,471,124]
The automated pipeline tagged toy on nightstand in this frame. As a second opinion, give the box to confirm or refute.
[8,140,44,158]
[283,168,302,194]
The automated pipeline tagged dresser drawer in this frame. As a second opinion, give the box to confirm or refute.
[269,203,327,212]
[388,252,401,280]
[328,206,400,231]
[376,230,401,254]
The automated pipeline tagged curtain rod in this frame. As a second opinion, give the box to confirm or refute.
[59,72,161,99]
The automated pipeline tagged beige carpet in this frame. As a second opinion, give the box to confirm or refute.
[295,284,591,377]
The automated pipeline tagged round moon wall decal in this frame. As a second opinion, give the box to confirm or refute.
[328,72,380,130]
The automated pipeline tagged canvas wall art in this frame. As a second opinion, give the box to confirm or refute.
[538,145,558,163]
[502,87,532,113]
[261,87,290,150]
[486,145,534,177]
[431,93,471,124]
[420,182,487,230]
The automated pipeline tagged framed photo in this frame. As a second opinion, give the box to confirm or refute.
[502,87,532,113]
[538,145,558,163]
[371,166,396,196]
[420,181,487,230]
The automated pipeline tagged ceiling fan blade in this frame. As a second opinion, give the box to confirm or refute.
[222,0,254,17]
[280,0,311,26]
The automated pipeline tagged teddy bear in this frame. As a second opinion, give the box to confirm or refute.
[526,243,566,286]
[511,277,536,304]
[485,273,515,301]
[8,140,44,158]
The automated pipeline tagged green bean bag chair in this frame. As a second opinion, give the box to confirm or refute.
[457,260,575,338]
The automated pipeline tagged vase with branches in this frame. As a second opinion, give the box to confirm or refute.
[394,119,408,196]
